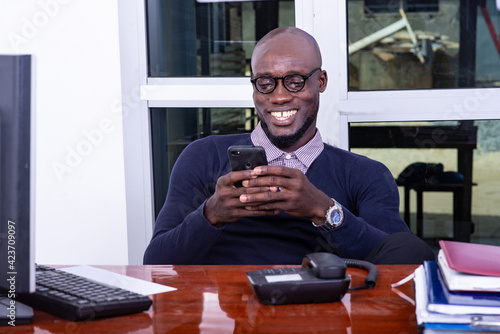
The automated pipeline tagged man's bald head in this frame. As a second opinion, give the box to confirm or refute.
[251,27,323,72]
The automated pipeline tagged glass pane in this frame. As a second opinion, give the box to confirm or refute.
[347,0,500,90]
[349,120,500,248]
[150,107,257,216]
[146,0,295,77]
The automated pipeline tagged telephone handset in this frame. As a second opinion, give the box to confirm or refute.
[246,252,377,305]
[301,252,347,279]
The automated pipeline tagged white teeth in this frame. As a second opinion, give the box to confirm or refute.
[270,110,297,121]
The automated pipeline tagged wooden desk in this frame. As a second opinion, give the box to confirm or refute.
[9,264,419,333]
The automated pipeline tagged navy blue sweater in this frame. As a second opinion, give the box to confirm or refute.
[143,134,410,265]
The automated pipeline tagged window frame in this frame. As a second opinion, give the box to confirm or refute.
[118,0,500,264]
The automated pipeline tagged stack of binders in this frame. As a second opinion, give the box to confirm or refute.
[414,240,500,332]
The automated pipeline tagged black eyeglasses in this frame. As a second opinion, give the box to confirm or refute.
[251,68,321,94]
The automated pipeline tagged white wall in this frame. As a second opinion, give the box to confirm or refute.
[0,0,129,265]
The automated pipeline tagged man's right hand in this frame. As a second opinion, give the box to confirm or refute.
[204,169,279,227]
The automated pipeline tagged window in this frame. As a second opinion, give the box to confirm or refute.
[349,119,500,245]
[348,0,500,91]
[342,1,500,247]
[146,0,295,77]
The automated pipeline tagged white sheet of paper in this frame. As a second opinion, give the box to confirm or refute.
[61,265,176,295]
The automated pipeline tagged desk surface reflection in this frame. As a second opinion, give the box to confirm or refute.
[7,264,418,334]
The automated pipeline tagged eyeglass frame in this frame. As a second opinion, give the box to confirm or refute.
[250,67,322,94]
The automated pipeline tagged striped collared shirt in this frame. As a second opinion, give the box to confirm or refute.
[250,122,324,174]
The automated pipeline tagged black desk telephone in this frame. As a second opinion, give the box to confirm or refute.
[246,253,377,305]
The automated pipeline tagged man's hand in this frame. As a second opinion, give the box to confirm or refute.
[204,168,280,227]
[239,165,333,226]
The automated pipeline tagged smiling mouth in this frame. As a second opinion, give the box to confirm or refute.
[270,110,297,121]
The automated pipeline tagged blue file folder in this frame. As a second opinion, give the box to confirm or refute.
[424,261,500,315]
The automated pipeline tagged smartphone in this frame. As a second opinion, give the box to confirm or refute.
[228,145,267,171]
[227,145,267,187]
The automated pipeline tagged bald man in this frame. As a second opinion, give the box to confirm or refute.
[144,27,435,265]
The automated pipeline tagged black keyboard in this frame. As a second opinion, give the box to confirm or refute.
[16,265,152,321]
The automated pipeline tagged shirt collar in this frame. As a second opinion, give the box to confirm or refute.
[250,122,324,169]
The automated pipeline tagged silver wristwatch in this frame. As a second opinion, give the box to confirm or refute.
[312,199,344,231]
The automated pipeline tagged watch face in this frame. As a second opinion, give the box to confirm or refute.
[332,210,342,224]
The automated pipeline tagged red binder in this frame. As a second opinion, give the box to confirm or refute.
[439,240,500,277]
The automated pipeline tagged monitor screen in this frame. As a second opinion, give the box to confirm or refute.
[0,54,35,295]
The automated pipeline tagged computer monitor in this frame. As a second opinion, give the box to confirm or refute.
[0,54,36,296]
